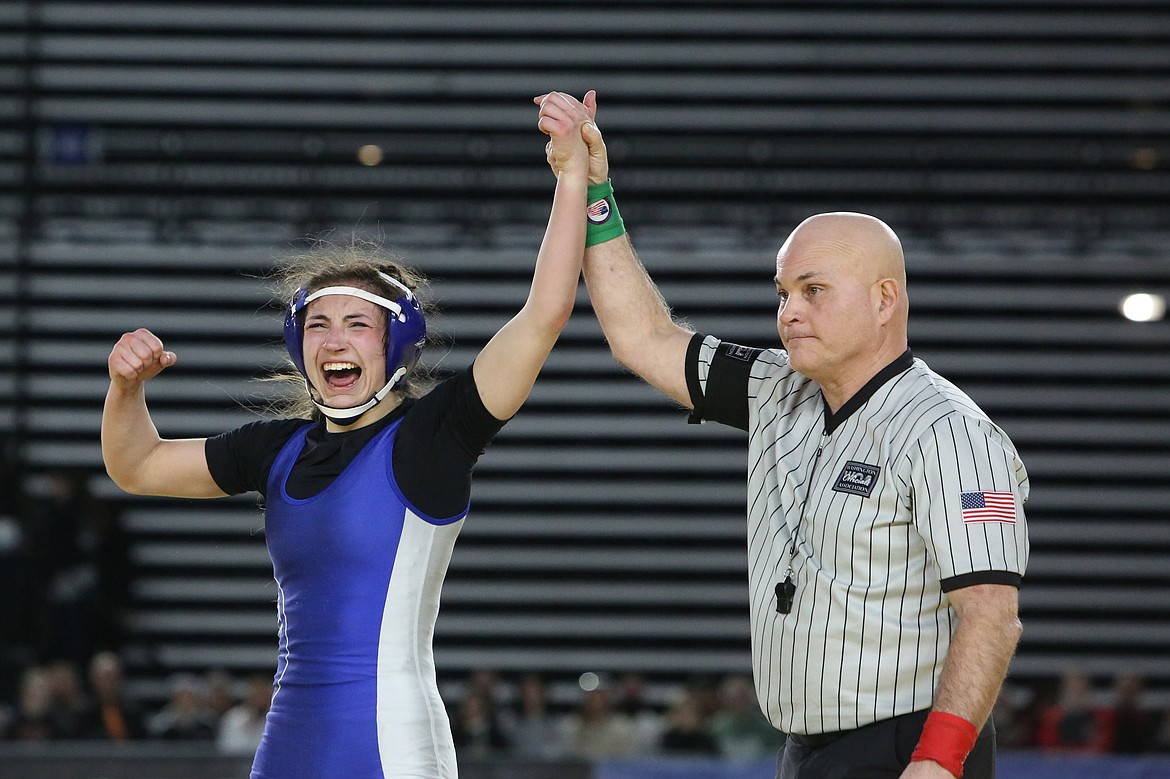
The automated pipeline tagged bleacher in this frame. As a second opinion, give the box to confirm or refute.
[1,0,1169,717]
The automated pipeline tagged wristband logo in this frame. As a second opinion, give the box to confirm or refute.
[587,198,612,225]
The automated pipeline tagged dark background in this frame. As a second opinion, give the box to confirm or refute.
[0,0,1168,743]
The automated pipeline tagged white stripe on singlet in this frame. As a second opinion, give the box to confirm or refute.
[377,512,463,779]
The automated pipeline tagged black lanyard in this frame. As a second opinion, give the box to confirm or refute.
[776,425,830,614]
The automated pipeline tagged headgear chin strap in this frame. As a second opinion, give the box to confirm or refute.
[283,271,426,425]
[310,366,407,425]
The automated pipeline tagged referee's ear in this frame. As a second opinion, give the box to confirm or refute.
[875,277,903,325]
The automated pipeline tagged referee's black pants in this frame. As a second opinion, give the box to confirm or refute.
[775,709,996,779]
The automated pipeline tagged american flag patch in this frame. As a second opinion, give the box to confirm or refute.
[960,491,1016,524]
[587,198,611,224]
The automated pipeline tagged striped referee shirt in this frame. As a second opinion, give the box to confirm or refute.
[686,335,1029,736]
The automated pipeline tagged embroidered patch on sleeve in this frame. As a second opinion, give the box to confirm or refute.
[960,490,1017,523]
[725,344,757,361]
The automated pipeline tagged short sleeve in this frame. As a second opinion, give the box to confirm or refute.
[204,418,308,497]
[685,334,764,431]
[393,368,506,519]
[902,414,1030,591]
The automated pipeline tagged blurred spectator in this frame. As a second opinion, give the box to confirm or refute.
[7,666,58,740]
[992,681,1040,749]
[1108,673,1160,754]
[563,685,633,759]
[78,650,145,740]
[615,672,666,755]
[29,469,131,668]
[450,691,509,758]
[0,437,35,701]
[449,669,509,758]
[147,673,218,740]
[44,660,88,738]
[467,668,504,709]
[708,673,785,760]
[1155,710,1170,753]
[205,669,237,721]
[217,673,272,756]
[659,688,719,756]
[1037,668,1113,752]
[504,672,567,760]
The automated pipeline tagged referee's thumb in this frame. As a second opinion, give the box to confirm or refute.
[582,121,602,145]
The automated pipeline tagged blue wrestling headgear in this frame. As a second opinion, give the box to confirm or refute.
[282,270,426,424]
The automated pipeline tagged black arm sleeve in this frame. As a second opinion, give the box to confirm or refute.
[393,369,506,520]
[685,334,763,432]
[941,571,1023,592]
[204,418,308,497]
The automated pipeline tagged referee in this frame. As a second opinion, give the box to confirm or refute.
[544,91,1029,779]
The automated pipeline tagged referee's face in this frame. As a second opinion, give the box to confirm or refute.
[775,242,883,384]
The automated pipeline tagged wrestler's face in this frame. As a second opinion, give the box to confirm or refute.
[302,293,387,410]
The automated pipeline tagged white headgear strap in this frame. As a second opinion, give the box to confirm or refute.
[303,286,405,322]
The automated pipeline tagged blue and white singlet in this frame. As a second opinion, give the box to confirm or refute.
[251,418,464,779]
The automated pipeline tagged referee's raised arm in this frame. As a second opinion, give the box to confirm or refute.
[585,233,694,408]
[542,91,695,408]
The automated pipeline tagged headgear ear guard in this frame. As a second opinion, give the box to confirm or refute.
[282,271,426,424]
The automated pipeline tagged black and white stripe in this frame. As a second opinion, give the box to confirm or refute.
[692,335,1029,736]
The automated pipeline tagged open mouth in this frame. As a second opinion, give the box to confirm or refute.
[322,361,362,390]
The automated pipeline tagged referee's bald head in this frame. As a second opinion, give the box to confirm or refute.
[782,212,905,286]
[776,212,908,319]
[774,212,909,394]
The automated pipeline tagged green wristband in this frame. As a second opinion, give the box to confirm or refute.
[585,179,626,247]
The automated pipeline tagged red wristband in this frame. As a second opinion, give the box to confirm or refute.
[910,711,978,778]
